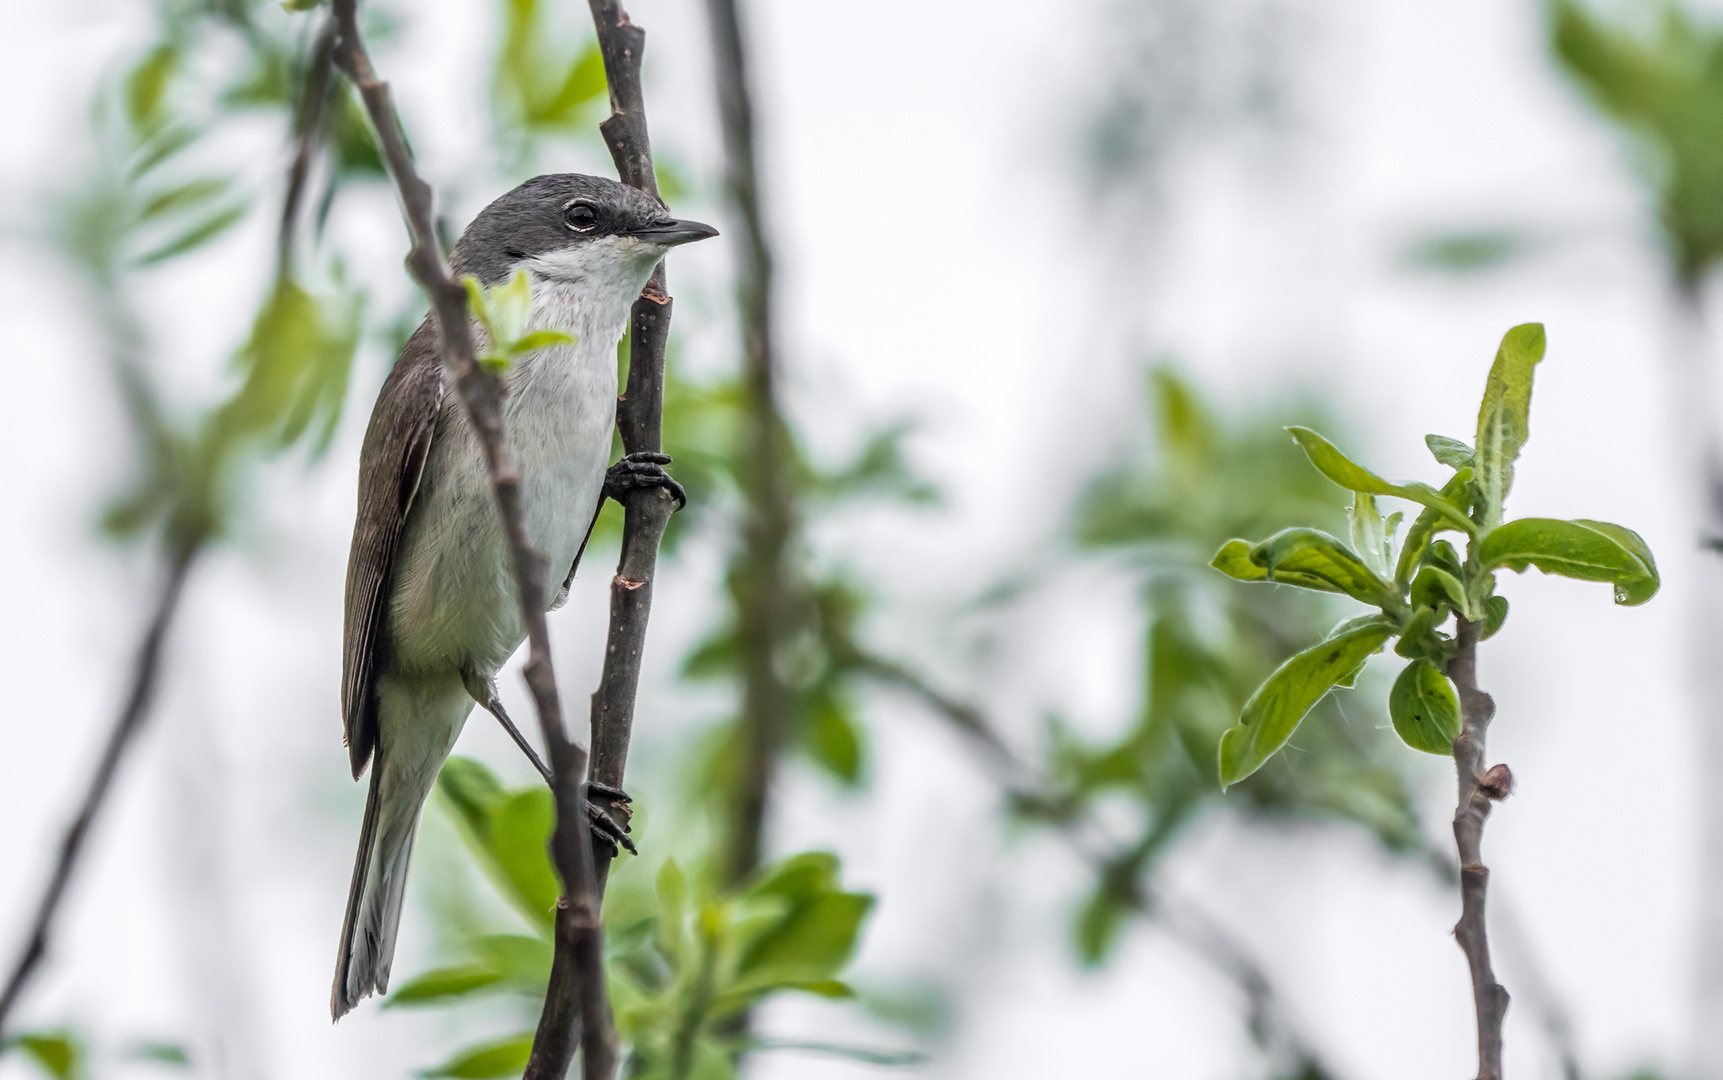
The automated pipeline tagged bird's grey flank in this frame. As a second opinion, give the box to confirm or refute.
[331,173,716,1020]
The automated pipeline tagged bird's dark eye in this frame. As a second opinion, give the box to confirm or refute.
[563,202,599,232]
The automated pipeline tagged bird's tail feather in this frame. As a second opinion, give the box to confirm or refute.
[331,763,422,1020]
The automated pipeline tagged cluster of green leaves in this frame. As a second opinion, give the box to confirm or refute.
[1211,324,1658,787]
[1040,367,1423,963]
[1551,0,1723,285]
[390,759,872,1080]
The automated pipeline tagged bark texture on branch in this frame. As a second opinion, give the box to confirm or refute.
[1447,617,1509,1080]
[582,0,679,902]
[327,4,612,1077]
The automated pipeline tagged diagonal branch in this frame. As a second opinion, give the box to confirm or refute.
[853,651,1341,1077]
[0,549,198,1041]
[326,5,611,1078]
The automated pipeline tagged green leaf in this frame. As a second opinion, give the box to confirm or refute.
[126,1042,190,1066]
[1478,517,1659,605]
[139,177,232,222]
[804,693,863,784]
[1389,659,1461,754]
[1425,434,1474,471]
[1410,564,1469,617]
[1482,594,1509,639]
[1394,469,1475,589]
[133,203,247,265]
[1285,426,1476,534]
[1211,538,1343,594]
[1217,621,1394,788]
[489,789,561,923]
[1250,528,1394,605]
[1473,323,1546,529]
[1349,492,1390,578]
[421,1034,534,1079]
[8,1032,81,1079]
[1393,606,1440,659]
[509,329,574,355]
[386,965,504,1006]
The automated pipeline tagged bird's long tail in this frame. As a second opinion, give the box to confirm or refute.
[331,759,425,1020]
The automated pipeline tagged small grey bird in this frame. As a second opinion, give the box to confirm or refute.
[332,174,716,1019]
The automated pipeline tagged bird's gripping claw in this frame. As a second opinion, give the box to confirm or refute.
[604,451,686,510]
[586,781,636,858]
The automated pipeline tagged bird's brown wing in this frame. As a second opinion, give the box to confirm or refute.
[341,320,445,779]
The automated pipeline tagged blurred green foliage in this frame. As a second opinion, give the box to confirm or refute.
[1552,0,1723,285]
[1039,368,1423,962]
[0,1029,191,1079]
[396,759,874,1080]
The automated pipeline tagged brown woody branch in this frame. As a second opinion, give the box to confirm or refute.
[582,0,677,900]
[326,5,612,1078]
[1447,618,1510,1079]
[0,550,198,1041]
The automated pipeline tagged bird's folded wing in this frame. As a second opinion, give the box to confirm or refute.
[341,320,445,778]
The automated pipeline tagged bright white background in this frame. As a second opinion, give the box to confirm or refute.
[0,0,1707,1077]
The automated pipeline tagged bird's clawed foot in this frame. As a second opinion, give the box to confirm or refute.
[604,452,686,510]
[586,781,636,857]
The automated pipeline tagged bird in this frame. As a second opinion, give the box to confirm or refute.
[331,173,716,1020]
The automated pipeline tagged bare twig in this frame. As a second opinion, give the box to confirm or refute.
[0,549,197,1040]
[1418,847,1582,1080]
[704,0,795,890]
[1447,617,1510,1079]
[855,652,1340,1078]
[326,6,611,1078]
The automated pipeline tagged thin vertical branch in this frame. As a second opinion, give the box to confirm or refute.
[1447,617,1510,1079]
[704,0,794,890]
[0,548,198,1040]
[326,5,611,1078]
[581,0,678,902]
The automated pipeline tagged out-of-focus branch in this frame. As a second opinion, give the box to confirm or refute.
[853,652,1340,1077]
[278,19,336,279]
[704,0,794,892]
[0,549,197,1040]
[1446,618,1510,1079]
[326,6,611,1078]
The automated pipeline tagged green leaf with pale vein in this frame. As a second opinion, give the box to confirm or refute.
[1473,323,1545,529]
[1286,427,1475,534]
[1479,517,1658,605]
[1390,659,1460,754]
[1218,621,1393,788]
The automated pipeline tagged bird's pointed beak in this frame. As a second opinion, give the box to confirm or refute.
[627,218,720,246]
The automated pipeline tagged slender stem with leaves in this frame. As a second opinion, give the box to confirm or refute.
[1211,324,1658,1078]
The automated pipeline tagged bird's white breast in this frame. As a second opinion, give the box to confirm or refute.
[386,275,626,674]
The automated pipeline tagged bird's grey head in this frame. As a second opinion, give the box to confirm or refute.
[451,174,717,293]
